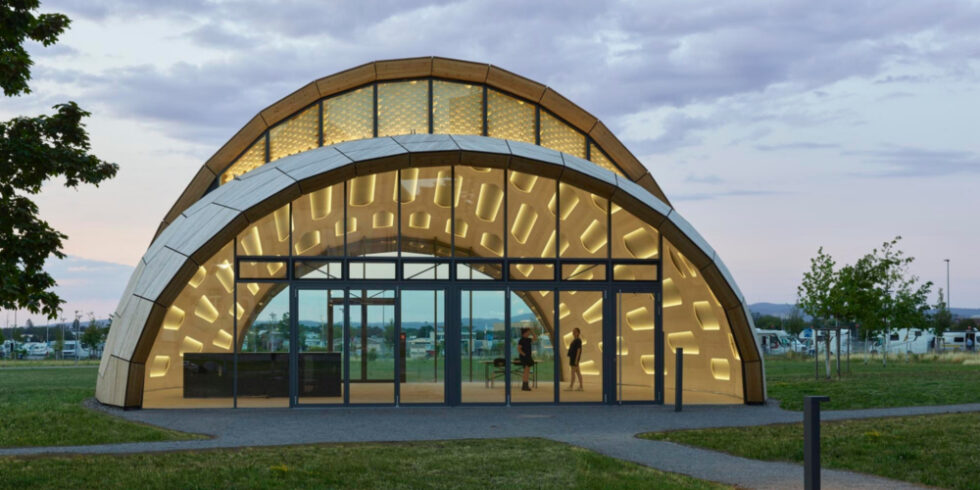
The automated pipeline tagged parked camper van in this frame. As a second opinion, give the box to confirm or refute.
[875,328,934,354]
[23,342,51,358]
[61,341,90,359]
[800,328,851,355]
[941,330,978,352]
[754,329,802,355]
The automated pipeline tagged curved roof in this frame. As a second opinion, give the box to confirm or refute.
[156,57,670,239]
[99,134,764,407]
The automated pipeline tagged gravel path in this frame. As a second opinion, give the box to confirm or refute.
[3,400,974,488]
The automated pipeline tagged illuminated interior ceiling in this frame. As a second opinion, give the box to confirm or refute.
[95,134,764,408]
[155,57,670,240]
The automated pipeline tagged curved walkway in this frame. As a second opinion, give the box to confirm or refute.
[4,401,978,488]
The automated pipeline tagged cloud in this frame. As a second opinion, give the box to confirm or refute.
[847,145,980,177]
[26,0,980,150]
[685,174,725,184]
[755,142,840,151]
[672,189,786,202]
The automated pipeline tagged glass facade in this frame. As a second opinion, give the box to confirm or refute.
[220,80,628,184]
[141,166,742,408]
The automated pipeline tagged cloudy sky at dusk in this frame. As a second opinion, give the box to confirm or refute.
[3,0,979,325]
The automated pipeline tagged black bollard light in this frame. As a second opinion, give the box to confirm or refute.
[674,347,683,412]
[804,395,830,490]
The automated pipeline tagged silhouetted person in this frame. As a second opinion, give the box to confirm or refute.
[518,327,536,391]
[566,327,583,391]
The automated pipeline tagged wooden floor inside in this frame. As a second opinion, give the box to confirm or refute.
[142,381,740,408]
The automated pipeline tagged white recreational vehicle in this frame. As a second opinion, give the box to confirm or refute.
[754,329,803,355]
[799,328,852,355]
[940,330,978,352]
[864,328,935,354]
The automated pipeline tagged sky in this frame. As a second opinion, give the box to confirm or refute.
[3,0,979,325]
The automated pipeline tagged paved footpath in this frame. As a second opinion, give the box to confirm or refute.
[4,401,978,488]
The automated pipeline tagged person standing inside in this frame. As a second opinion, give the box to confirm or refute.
[518,327,536,391]
[566,327,583,391]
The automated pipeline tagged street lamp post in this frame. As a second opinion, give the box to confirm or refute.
[944,259,950,312]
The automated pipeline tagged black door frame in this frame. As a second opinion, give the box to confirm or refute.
[286,279,662,407]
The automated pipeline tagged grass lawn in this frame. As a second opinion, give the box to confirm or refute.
[764,356,980,411]
[0,366,200,448]
[0,438,726,489]
[642,412,980,489]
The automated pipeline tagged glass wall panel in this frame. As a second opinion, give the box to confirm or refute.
[400,290,445,403]
[143,243,236,408]
[222,137,266,184]
[292,183,344,256]
[509,263,554,281]
[295,261,342,279]
[588,143,623,176]
[348,289,395,404]
[559,290,603,402]
[510,290,555,403]
[239,260,288,280]
[237,204,290,257]
[561,263,606,281]
[540,111,585,158]
[558,183,608,259]
[507,170,556,258]
[297,289,345,405]
[400,166,452,257]
[460,290,505,403]
[346,171,398,257]
[269,104,319,161]
[456,262,503,280]
[487,89,535,143]
[237,284,290,408]
[432,81,482,135]
[455,166,505,257]
[349,261,396,280]
[611,205,660,260]
[617,292,656,402]
[613,264,658,281]
[377,81,428,137]
[404,262,450,280]
[323,86,374,146]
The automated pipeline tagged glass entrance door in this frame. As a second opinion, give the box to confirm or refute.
[616,291,660,403]
[399,289,446,404]
[348,289,396,404]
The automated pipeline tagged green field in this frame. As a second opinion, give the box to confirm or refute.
[0,366,199,448]
[764,356,980,411]
[0,438,725,489]
[642,412,980,489]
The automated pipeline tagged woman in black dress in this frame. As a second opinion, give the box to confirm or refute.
[566,327,583,391]
[518,327,536,391]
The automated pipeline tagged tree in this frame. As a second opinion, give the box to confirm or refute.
[54,322,63,359]
[81,316,103,356]
[797,238,932,367]
[0,1,118,320]
[751,314,782,330]
[797,247,841,325]
[784,307,808,335]
[931,289,952,343]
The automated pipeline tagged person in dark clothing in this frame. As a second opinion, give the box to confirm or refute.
[518,327,536,391]
[566,327,583,391]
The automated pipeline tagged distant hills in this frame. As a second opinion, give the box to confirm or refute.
[749,302,980,319]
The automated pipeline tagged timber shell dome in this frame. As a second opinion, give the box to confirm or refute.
[96,57,764,409]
